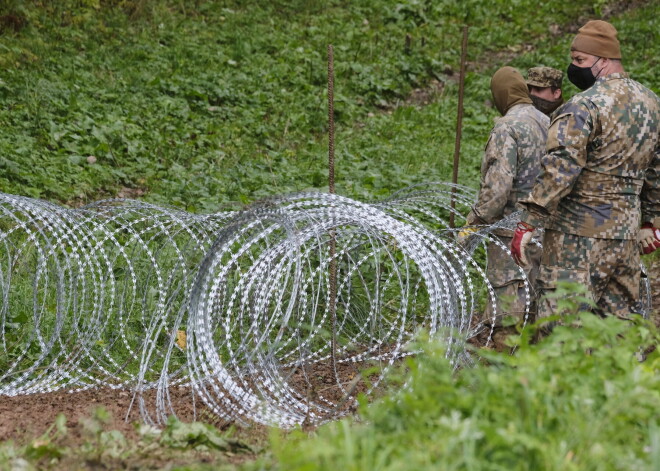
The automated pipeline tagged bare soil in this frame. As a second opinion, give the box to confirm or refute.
[0,354,376,467]
[0,387,196,443]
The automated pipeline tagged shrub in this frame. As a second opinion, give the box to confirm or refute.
[275,310,660,470]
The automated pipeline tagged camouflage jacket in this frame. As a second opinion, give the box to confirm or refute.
[467,104,549,230]
[520,73,660,239]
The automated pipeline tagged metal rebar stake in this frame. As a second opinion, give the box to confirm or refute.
[449,25,469,229]
[328,45,338,371]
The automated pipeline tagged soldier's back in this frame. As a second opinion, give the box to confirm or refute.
[498,104,549,209]
[546,74,660,239]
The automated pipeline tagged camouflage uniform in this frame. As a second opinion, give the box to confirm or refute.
[526,67,564,117]
[467,103,549,324]
[520,73,660,320]
[526,67,563,90]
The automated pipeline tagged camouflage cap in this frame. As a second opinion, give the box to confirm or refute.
[526,67,563,89]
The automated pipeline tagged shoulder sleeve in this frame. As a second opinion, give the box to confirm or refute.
[467,122,517,225]
[519,98,596,227]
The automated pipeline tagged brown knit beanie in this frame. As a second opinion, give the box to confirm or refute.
[571,20,621,59]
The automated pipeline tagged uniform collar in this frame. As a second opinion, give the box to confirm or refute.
[597,72,629,83]
[506,103,533,114]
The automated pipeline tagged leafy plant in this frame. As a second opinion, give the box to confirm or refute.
[275,296,660,470]
[0,409,253,470]
[79,407,129,463]
[2,0,656,210]
[161,417,252,453]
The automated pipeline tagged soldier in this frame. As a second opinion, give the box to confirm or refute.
[511,20,660,329]
[462,66,549,341]
[526,66,564,116]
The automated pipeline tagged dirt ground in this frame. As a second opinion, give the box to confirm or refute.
[0,351,393,467]
[0,386,199,443]
[0,354,372,448]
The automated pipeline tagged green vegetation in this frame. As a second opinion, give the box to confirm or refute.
[0,408,254,470]
[1,1,659,470]
[274,304,660,470]
[3,285,659,470]
[1,0,657,211]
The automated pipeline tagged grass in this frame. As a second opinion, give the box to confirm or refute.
[272,310,660,471]
[0,0,659,469]
[1,0,657,211]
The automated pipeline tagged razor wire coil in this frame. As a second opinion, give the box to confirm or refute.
[0,184,650,428]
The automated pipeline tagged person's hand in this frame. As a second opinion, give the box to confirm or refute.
[511,222,535,266]
[457,226,477,244]
[638,223,660,255]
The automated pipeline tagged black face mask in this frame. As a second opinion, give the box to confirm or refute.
[531,95,563,115]
[567,57,602,91]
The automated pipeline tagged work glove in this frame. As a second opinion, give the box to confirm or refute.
[510,221,534,266]
[638,222,660,255]
[457,226,478,245]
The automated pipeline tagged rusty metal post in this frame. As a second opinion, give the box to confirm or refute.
[449,25,469,229]
[328,45,336,196]
[328,45,338,368]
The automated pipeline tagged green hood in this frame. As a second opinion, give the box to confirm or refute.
[490,66,533,115]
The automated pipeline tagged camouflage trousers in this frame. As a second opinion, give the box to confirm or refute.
[536,230,642,323]
[482,235,542,327]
